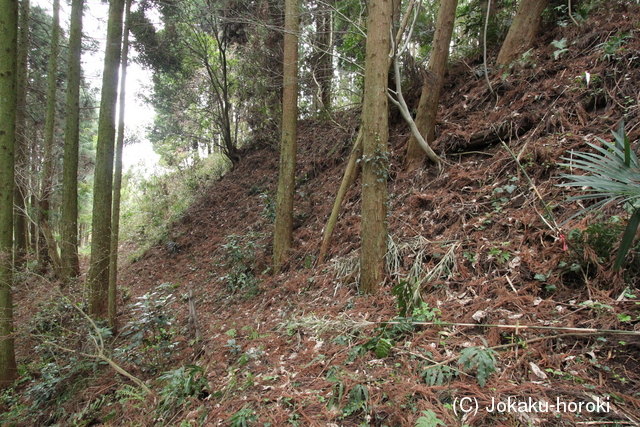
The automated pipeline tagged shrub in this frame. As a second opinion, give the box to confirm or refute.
[559,122,640,270]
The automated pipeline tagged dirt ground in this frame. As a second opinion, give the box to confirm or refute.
[8,1,640,426]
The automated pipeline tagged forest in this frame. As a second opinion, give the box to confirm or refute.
[1,0,640,425]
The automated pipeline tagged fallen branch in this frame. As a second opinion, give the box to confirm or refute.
[388,54,443,168]
[441,116,534,152]
[383,320,640,336]
[318,131,363,264]
[420,332,597,371]
[44,294,156,398]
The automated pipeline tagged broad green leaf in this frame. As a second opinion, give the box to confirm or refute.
[415,410,445,427]
[614,210,640,270]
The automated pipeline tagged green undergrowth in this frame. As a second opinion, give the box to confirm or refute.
[121,155,230,263]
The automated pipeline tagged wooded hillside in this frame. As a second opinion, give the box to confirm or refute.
[1,0,640,425]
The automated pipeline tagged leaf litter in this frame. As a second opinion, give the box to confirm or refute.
[10,2,640,425]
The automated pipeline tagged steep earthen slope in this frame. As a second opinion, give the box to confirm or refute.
[10,2,640,426]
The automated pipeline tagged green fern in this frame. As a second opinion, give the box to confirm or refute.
[229,406,257,427]
[116,384,147,404]
[458,345,497,388]
[342,384,369,417]
[422,364,457,386]
[373,337,393,358]
[415,410,445,427]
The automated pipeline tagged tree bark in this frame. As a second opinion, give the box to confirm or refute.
[109,0,132,329]
[40,218,63,278]
[360,0,392,294]
[40,0,61,273]
[273,0,299,272]
[60,0,84,281]
[13,0,29,268]
[315,0,332,114]
[405,0,458,171]
[496,0,549,66]
[0,0,19,387]
[319,131,362,264]
[88,0,125,319]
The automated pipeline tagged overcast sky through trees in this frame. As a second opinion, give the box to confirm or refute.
[34,0,160,173]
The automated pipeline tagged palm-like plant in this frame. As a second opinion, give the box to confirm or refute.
[559,122,640,270]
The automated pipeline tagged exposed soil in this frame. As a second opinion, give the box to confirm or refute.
[9,2,640,426]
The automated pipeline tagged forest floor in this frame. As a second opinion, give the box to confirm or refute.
[6,2,640,426]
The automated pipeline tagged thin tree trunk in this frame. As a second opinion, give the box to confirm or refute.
[109,0,131,329]
[41,0,60,217]
[315,0,332,114]
[40,0,61,275]
[0,0,19,387]
[60,0,84,281]
[360,0,392,294]
[318,131,362,264]
[40,218,63,278]
[88,0,125,319]
[30,195,36,253]
[496,0,549,66]
[405,0,458,171]
[13,0,29,268]
[273,0,299,272]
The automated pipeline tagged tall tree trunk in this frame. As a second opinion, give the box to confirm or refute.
[0,0,19,388]
[109,0,131,329]
[360,0,392,294]
[315,0,332,114]
[40,0,61,275]
[13,0,29,268]
[496,0,549,66]
[405,0,458,171]
[60,0,84,281]
[29,195,36,253]
[88,0,125,319]
[273,0,299,273]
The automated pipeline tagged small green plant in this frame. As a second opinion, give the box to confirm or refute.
[617,313,632,322]
[415,410,445,427]
[598,32,632,62]
[225,338,242,355]
[229,405,257,427]
[412,302,441,323]
[580,300,613,313]
[115,384,147,408]
[220,232,264,295]
[463,251,476,263]
[118,283,178,370]
[559,122,640,270]
[490,178,519,212]
[326,366,345,410]
[489,245,511,265]
[259,192,276,222]
[514,48,536,68]
[157,365,209,420]
[422,364,458,386]
[68,395,113,425]
[534,270,551,283]
[566,217,631,268]
[325,368,371,418]
[352,287,444,362]
[551,38,569,60]
[341,384,369,417]
[458,343,498,388]
[393,278,422,318]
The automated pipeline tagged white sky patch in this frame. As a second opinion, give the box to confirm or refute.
[34,0,161,175]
